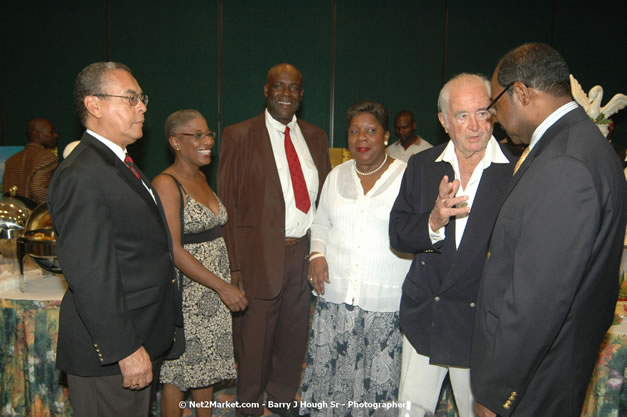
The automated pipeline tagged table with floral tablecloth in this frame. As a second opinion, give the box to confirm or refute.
[581,301,627,417]
[0,271,70,417]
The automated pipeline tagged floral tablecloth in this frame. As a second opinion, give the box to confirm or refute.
[0,277,623,417]
[0,274,71,417]
[581,301,626,417]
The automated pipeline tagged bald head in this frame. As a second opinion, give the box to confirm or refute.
[267,63,302,84]
[394,111,417,144]
[264,63,304,124]
[27,118,58,148]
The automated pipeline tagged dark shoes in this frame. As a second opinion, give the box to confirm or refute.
[267,405,306,417]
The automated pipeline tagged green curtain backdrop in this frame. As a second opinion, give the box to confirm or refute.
[1,1,625,188]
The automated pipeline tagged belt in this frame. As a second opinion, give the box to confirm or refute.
[284,235,308,246]
[182,225,222,244]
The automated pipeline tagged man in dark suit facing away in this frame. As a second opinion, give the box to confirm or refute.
[472,43,626,417]
[48,62,181,417]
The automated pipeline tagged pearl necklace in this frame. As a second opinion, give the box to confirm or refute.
[354,153,388,176]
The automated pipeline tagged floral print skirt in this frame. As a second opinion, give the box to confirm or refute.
[299,298,402,417]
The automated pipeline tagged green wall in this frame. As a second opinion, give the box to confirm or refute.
[1,1,626,187]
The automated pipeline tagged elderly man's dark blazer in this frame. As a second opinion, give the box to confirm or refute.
[48,132,180,376]
[217,112,331,299]
[389,142,514,367]
[471,106,627,417]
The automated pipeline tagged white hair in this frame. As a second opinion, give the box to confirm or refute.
[437,73,491,124]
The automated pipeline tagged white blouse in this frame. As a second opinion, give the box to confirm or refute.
[310,158,412,312]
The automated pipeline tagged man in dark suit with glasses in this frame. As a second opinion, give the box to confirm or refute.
[48,61,180,417]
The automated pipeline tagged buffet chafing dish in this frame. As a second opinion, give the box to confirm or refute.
[0,186,31,259]
[17,203,62,277]
[0,186,30,238]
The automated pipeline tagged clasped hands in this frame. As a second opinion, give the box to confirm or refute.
[429,175,470,232]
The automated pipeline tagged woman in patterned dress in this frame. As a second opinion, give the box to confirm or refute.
[152,109,248,417]
[300,102,412,417]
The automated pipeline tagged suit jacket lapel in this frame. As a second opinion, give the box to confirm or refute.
[298,119,322,170]
[499,107,585,208]
[82,134,161,216]
[437,161,457,252]
[440,162,513,292]
[252,113,284,204]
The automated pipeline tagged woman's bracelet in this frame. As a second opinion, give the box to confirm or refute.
[308,253,325,262]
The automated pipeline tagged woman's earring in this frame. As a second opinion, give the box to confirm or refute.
[384,141,388,146]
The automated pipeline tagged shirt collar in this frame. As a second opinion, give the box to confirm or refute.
[86,129,127,162]
[435,135,509,169]
[265,109,298,133]
[529,101,578,151]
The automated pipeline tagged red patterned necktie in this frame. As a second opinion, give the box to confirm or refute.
[124,154,141,181]
[284,126,311,213]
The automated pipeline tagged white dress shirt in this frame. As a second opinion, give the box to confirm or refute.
[265,110,319,238]
[529,101,579,151]
[386,137,433,162]
[310,159,412,312]
[430,136,509,248]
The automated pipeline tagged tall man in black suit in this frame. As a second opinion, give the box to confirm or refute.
[472,43,627,417]
[390,73,514,417]
[48,62,181,417]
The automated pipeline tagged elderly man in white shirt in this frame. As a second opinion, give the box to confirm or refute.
[389,74,515,417]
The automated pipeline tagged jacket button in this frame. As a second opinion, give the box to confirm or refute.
[420,260,426,266]
[434,296,440,301]
[469,302,476,308]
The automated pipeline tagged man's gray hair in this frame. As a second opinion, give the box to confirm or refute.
[74,62,132,126]
[437,73,491,124]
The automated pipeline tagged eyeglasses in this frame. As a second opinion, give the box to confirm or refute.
[487,82,515,113]
[176,131,216,140]
[93,92,149,106]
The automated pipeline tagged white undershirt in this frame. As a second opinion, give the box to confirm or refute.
[529,101,578,151]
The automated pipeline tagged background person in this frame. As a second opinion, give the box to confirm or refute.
[300,101,412,417]
[2,117,58,205]
[386,110,432,162]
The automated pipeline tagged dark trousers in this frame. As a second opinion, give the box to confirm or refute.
[67,360,161,417]
[236,238,311,416]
